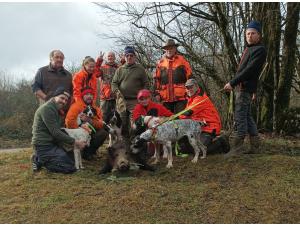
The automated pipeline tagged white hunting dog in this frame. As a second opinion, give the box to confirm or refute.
[132,119,207,168]
[62,123,92,170]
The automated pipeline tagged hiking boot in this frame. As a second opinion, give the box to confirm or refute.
[245,135,261,154]
[217,134,231,153]
[224,136,245,158]
[31,154,41,172]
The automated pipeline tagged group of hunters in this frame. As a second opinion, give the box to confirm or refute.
[31,20,266,174]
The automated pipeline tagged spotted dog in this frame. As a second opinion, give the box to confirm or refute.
[142,116,169,163]
[132,119,207,168]
[77,105,96,126]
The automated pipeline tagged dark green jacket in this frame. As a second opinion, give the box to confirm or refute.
[31,99,74,146]
[111,63,150,99]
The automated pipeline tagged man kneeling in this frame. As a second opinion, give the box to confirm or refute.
[31,87,87,174]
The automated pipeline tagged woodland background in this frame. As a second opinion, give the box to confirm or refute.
[0,2,299,145]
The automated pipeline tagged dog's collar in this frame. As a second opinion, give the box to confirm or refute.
[145,116,155,128]
[81,122,96,134]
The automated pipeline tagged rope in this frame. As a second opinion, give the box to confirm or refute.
[154,88,225,128]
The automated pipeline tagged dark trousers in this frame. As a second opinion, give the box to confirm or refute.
[83,129,108,157]
[163,100,187,114]
[119,110,132,139]
[101,99,116,123]
[34,144,76,174]
[234,90,258,137]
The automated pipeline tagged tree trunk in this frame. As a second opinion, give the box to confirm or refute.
[252,2,281,131]
[275,3,300,132]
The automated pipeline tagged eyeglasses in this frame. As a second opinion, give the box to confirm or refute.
[125,54,135,58]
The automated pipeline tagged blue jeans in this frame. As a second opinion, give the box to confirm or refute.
[234,91,258,137]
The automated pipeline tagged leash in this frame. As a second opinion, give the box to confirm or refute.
[155,88,225,128]
[86,122,96,133]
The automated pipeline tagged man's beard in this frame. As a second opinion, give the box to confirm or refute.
[84,99,93,105]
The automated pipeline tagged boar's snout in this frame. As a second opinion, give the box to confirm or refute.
[118,159,130,171]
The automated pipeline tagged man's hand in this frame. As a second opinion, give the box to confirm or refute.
[80,113,92,123]
[155,95,161,102]
[35,90,47,101]
[74,140,87,150]
[98,51,104,61]
[224,82,233,92]
[252,93,256,101]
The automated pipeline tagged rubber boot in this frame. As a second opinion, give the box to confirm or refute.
[224,136,245,158]
[208,134,231,154]
[246,135,261,154]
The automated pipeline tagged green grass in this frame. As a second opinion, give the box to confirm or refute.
[0,136,299,223]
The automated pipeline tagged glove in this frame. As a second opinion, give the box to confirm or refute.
[182,109,193,117]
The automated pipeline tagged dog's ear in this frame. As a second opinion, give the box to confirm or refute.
[107,146,116,158]
[147,108,158,117]
[91,106,97,115]
[115,111,122,128]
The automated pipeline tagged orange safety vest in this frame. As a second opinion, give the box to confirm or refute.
[154,54,192,102]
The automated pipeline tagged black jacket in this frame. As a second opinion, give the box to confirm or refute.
[230,43,267,94]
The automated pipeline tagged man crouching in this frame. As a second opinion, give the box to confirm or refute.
[65,86,108,161]
[31,87,87,174]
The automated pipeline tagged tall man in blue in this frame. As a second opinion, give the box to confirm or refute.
[224,21,267,157]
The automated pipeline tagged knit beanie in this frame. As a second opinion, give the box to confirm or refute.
[52,86,70,98]
[247,21,262,33]
[124,46,135,55]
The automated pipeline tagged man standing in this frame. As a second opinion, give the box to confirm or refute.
[111,46,150,140]
[224,21,267,156]
[65,86,108,160]
[154,39,193,113]
[31,87,87,174]
[96,51,124,123]
[31,50,73,109]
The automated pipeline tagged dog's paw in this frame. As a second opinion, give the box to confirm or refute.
[166,163,173,168]
[191,158,198,163]
[151,159,159,165]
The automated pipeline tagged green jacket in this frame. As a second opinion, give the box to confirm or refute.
[111,63,150,99]
[31,99,75,146]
